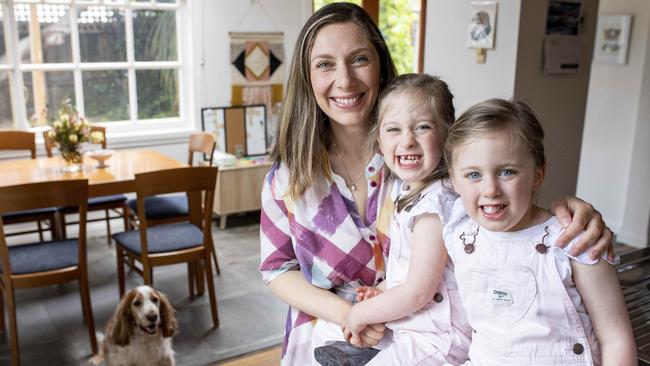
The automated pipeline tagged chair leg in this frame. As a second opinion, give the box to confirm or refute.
[79,275,98,355]
[122,204,130,231]
[196,261,205,295]
[37,220,44,242]
[117,248,126,298]
[143,264,153,286]
[212,251,220,275]
[105,209,112,246]
[6,286,20,366]
[203,258,219,328]
[0,287,4,332]
[187,263,195,298]
[48,216,56,241]
[61,214,68,240]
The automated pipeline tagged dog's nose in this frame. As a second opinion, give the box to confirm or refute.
[146,313,158,323]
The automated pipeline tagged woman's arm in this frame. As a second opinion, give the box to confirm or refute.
[572,260,636,365]
[269,271,385,346]
[343,214,447,337]
[550,196,613,260]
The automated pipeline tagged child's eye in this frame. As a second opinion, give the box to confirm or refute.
[465,172,481,180]
[499,169,516,177]
[414,124,432,133]
[385,127,400,133]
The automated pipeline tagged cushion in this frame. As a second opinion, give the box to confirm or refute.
[128,195,188,220]
[112,223,203,254]
[59,194,127,214]
[0,239,78,275]
[3,207,57,220]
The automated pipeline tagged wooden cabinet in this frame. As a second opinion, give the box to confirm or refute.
[202,159,272,229]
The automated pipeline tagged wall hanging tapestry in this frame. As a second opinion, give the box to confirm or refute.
[229,31,284,114]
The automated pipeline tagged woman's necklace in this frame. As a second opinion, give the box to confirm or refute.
[335,144,367,192]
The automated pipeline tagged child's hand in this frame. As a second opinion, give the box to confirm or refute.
[342,307,366,345]
[355,286,383,302]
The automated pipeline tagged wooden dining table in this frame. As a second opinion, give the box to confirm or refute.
[0,149,186,196]
[0,149,212,293]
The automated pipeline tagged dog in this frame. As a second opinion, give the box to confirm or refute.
[91,286,178,366]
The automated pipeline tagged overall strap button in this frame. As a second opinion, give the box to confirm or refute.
[572,343,584,354]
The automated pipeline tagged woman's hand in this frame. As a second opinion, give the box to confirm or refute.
[342,306,385,348]
[355,286,383,303]
[550,196,614,261]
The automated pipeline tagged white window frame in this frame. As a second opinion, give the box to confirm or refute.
[0,0,195,144]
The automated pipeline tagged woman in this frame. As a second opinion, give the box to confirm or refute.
[259,3,612,365]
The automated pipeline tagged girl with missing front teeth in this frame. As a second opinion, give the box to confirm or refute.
[443,99,635,365]
[339,73,472,365]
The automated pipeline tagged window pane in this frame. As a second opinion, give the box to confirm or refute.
[136,69,178,119]
[0,71,13,129]
[83,69,129,121]
[15,3,73,64]
[0,5,6,62]
[78,6,126,62]
[23,70,74,126]
[133,9,176,61]
[156,0,177,3]
[379,0,420,74]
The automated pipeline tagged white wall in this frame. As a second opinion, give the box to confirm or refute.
[424,0,598,208]
[423,0,521,114]
[578,0,650,247]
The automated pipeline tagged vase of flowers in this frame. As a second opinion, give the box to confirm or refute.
[45,99,104,173]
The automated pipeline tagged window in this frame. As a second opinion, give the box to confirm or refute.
[0,0,185,133]
[313,0,425,75]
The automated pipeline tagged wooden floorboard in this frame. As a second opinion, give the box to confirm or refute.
[215,345,282,366]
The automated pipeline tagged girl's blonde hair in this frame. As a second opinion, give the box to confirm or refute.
[373,73,455,213]
[270,2,397,198]
[445,98,546,171]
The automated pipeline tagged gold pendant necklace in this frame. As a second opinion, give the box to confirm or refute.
[335,144,367,192]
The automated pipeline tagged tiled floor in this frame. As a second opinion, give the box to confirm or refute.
[0,214,286,366]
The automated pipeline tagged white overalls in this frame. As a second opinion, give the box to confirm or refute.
[364,181,472,365]
[443,201,604,366]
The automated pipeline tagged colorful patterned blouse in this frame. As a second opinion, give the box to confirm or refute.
[259,153,393,365]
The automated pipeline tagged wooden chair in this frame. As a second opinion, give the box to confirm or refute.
[0,131,58,241]
[127,132,220,273]
[0,179,97,366]
[43,126,129,245]
[112,167,219,328]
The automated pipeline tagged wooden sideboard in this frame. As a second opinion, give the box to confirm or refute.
[201,158,272,229]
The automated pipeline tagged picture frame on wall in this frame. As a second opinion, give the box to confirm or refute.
[594,14,632,65]
[467,1,498,49]
[201,104,267,157]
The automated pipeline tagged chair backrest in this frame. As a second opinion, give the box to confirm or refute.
[188,132,216,166]
[134,167,218,249]
[0,130,36,159]
[43,126,107,157]
[0,179,89,274]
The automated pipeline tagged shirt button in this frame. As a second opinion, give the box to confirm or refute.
[369,234,376,241]
[572,343,584,354]
[433,293,443,303]
[370,181,377,188]
[368,166,375,172]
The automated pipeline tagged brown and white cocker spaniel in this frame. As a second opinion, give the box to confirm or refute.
[92,286,178,366]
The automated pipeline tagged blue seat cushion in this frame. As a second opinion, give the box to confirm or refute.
[88,194,127,207]
[3,207,57,219]
[112,223,203,255]
[0,239,78,275]
[127,195,188,220]
[59,194,127,214]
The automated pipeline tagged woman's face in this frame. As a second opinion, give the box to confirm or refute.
[309,22,381,129]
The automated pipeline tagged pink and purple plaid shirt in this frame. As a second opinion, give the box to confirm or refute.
[259,153,393,365]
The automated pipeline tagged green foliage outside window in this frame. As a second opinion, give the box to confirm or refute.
[312,0,419,75]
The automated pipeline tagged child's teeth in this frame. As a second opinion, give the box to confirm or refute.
[483,205,502,214]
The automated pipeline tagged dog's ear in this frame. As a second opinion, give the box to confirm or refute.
[110,289,136,346]
[157,290,178,338]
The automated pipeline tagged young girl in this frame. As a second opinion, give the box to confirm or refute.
[443,98,636,365]
[340,73,472,365]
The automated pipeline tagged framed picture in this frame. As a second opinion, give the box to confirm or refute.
[467,1,498,49]
[594,14,632,65]
[201,104,267,157]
